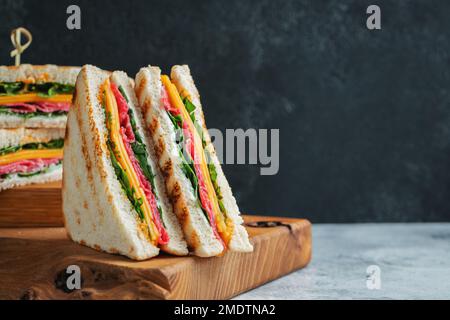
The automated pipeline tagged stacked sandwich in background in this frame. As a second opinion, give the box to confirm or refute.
[63,65,252,260]
[0,65,80,191]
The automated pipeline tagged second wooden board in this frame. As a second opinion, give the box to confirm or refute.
[0,181,63,228]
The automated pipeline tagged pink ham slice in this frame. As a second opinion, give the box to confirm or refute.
[1,102,70,114]
[0,158,61,176]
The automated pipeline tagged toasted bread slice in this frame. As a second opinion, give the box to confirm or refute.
[109,71,188,256]
[63,65,159,260]
[170,65,253,252]
[0,127,65,149]
[136,66,226,257]
[0,64,80,84]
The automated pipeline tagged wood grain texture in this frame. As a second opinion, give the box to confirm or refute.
[0,181,63,228]
[0,216,311,300]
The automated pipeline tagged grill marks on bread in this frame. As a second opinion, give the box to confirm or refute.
[75,68,102,236]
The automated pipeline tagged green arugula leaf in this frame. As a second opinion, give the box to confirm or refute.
[181,97,206,147]
[127,108,143,143]
[108,141,145,221]
[18,171,45,177]
[183,97,196,122]
[205,142,227,216]
[0,81,74,97]
[118,86,130,103]
[0,145,20,156]
[208,163,218,182]
[127,108,158,190]
[131,141,156,188]
[167,111,183,130]
[29,83,75,97]
[179,148,210,222]
[0,139,64,156]
[23,139,64,150]
[180,150,198,195]
[0,82,24,95]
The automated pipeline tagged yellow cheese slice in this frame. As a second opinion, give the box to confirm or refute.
[0,149,63,166]
[0,93,72,105]
[161,75,234,245]
[103,79,159,245]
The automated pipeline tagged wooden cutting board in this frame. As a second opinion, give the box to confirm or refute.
[0,215,311,300]
[0,181,63,227]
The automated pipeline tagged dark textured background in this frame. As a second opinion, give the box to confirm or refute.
[1,0,449,222]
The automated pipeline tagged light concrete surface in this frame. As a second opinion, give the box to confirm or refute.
[235,223,450,300]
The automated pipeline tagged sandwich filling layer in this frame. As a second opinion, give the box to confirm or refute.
[0,139,64,180]
[160,75,234,247]
[102,79,168,246]
[0,81,73,119]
